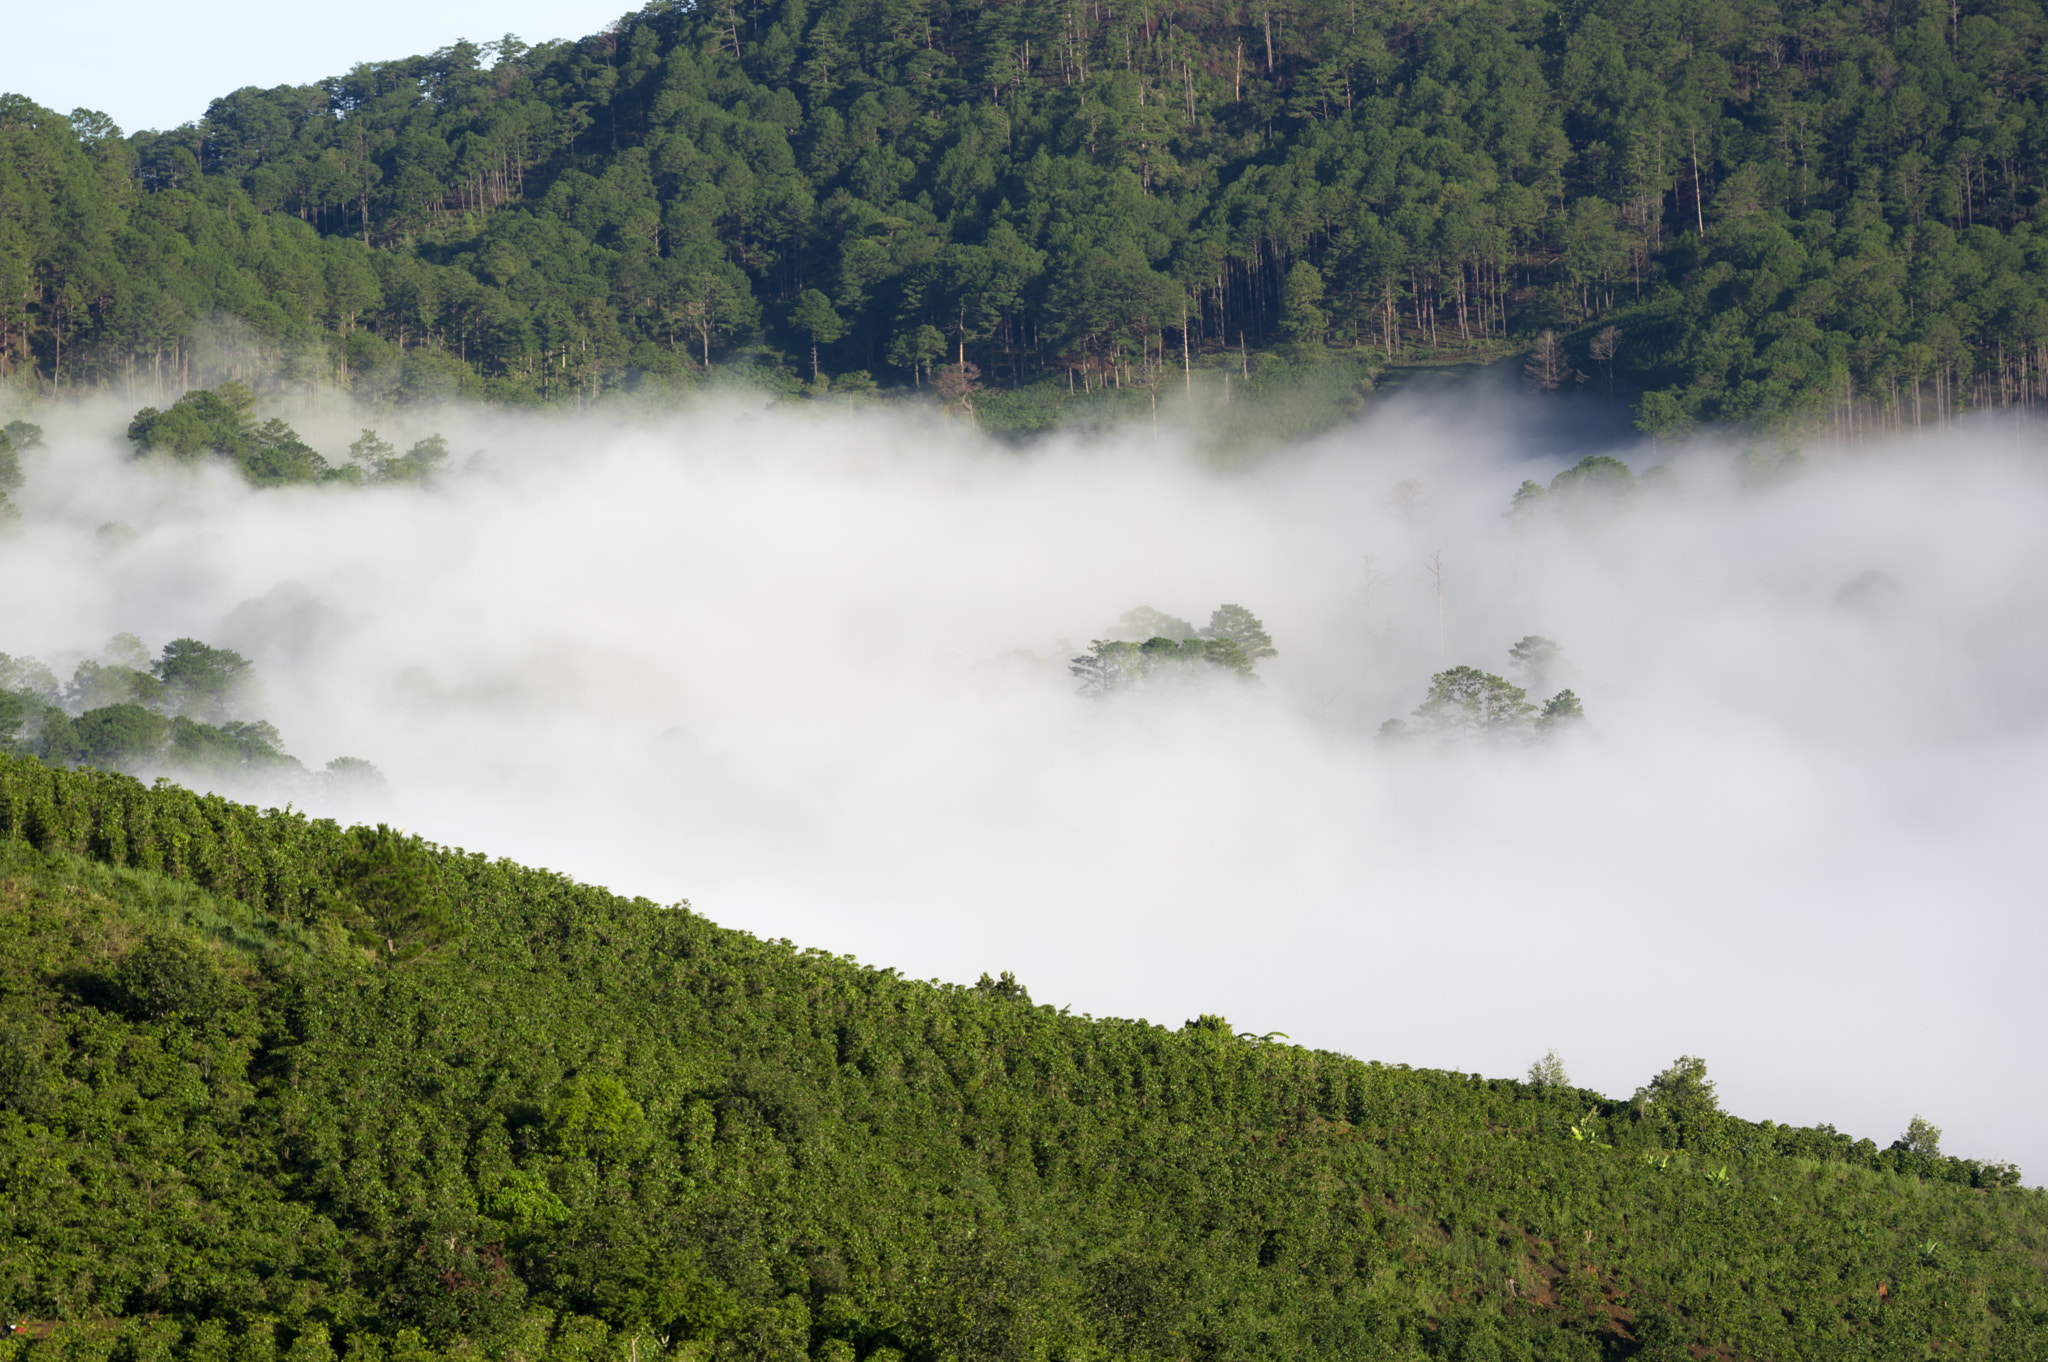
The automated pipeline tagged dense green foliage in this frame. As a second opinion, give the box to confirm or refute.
[0,635,376,791]
[1068,604,1272,693]
[1378,633,1588,744]
[0,421,37,519]
[126,380,343,485]
[0,750,2041,1362]
[119,380,454,486]
[10,0,2048,433]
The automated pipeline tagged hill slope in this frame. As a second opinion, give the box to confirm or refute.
[1,751,2044,1362]
[8,0,2048,434]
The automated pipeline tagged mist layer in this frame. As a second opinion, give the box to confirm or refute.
[5,393,2044,1180]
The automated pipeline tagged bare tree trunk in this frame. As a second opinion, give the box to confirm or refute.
[1182,296,1191,394]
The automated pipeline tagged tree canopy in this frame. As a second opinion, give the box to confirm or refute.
[4,0,2048,433]
[0,751,2038,1362]
[0,633,374,795]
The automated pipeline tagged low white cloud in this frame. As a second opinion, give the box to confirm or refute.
[5,389,2044,1180]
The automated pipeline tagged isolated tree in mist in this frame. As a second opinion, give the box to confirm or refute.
[1538,689,1585,730]
[1069,640,1154,695]
[125,387,337,487]
[1505,457,1638,525]
[1735,444,1807,492]
[0,652,59,700]
[66,659,164,712]
[392,435,450,483]
[1505,479,1548,522]
[167,715,295,774]
[1550,454,1633,493]
[1412,666,1533,738]
[1,421,42,455]
[128,385,253,460]
[1113,607,1198,642]
[0,428,24,503]
[1548,454,1635,511]
[101,633,150,670]
[153,638,253,721]
[1201,604,1276,665]
[347,430,450,484]
[243,417,332,486]
[1527,1049,1570,1088]
[1176,636,1252,675]
[1069,634,1252,695]
[1508,635,1562,694]
[323,755,386,789]
[348,428,396,472]
[1389,479,1426,524]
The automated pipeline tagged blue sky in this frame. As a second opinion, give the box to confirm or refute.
[0,0,635,136]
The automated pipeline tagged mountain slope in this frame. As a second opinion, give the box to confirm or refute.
[8,0,2048,434]
[0,752,2043,1362]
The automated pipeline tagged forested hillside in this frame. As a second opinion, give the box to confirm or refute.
[0,751,2044,1362]
[8,0,2048,433]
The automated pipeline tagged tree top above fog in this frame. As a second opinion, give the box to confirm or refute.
[1075,604,1274,694]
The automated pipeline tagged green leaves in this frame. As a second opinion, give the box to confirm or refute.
[1412,665,1535,737]
[1069,604,1273,694]
[8,0,2043,436]
[1899,1115,1944,1157]
[0,422,28,504]
[0,752,2043,1362]
[480,1167,570,1235]
[1388,636,1587,745]
[126,387,337,487]
[1201,605,1276,665]
[790,289,845,379]
[1278,262,1327,350]
[153,638,254,720]
[542,1075,650,1166]
[107,932,230,1023]
[71,702,171,768]
[338,823,465,961]
[789,289,845,345]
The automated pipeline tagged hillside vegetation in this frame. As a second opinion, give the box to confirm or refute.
[7,0,2048,436]
[0,751,2043,1362]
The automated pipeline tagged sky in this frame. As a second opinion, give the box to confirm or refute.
[4,381,2045,1184]
[0,0,629,136]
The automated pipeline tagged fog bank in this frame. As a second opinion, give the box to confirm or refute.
[5,390,2045,1179]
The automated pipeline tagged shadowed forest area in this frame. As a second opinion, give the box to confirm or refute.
[6,0,2048,436]
[0,753,2044,1362]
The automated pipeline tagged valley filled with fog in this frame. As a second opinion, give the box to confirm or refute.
[4,387,2043,1181]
